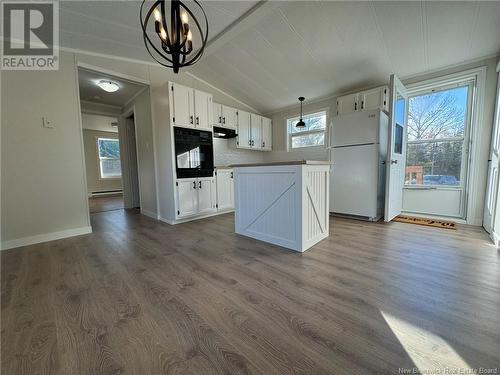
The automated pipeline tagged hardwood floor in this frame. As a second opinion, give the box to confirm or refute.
[88,195,124,214]
[2,210,500,374]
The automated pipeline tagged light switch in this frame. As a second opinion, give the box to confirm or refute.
[42,117,54,128]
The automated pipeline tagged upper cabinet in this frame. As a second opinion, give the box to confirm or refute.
[237,112,272,151]
[169,82,212,130]
[213,103,238,128]
[336,86,388,116]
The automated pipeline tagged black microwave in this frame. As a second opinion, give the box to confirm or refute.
[174,127,214,178]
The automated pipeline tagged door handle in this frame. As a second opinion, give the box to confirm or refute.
[193,181,196,189]
[390,159,398,165]
[190,115,193,124]
[199,181,202,189]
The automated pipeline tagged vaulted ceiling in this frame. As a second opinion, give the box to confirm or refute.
[60,1,500,113]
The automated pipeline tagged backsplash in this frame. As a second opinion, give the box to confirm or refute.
[213,138,265,166]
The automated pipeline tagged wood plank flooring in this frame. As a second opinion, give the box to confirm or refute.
[88,195,124,214]
[2,210,500,374]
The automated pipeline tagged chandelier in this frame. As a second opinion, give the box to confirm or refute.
[140,0,208,73]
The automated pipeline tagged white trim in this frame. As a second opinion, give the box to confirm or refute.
[400,211,467,225]
[497,60,500,73]
[77,61,150,85]
[1,226,92,251]
[122,86,148,112]
[140,209,157,220]
[159,209,233,225]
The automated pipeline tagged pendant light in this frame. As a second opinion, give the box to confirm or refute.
[296,97,306,128]
[140,0,208,73]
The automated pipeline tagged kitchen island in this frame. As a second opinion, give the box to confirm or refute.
[230,161,330,252]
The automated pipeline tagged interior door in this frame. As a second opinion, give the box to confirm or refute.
[483,72,500,234]
[194,90,212,130]
[237,110,251,149]
[384,75,409,222]
[171,83,194,127]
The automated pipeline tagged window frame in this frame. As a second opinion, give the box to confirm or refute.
[404,79,475,189]
[96,136,122,180]
[286,109,328,151]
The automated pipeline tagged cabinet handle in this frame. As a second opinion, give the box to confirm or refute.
[219,116,222,124]
[262,141,265,147]
[355,102,358,111]
[223,117,226,124]
[190,115,194,124]
[196,116,199,125]
[193,181,196,189]
[230,172,233,179]
[248,140,251,146]
[199,181,202,189]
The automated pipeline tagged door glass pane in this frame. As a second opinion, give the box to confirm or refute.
[407,86,468,141]
[405,141,463,186]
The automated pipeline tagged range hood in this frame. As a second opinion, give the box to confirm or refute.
[213,126,237,139]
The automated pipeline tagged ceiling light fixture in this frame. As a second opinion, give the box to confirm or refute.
[97,80,120,93]
[140,0,208,74]
[296,97,306,128]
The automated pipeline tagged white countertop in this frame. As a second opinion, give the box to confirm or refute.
[230,160,331,168]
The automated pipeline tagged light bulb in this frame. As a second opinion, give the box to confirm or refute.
[153,8,161,22]
[160,28,167,40]
[181,12,188,24]
[187,30,192,41]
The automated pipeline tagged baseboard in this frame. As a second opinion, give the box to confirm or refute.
[140,209,158,220]
[89,190,123,197]
[1,226,93,251]
[161,209,234,225]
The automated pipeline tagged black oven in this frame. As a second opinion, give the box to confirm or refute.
[174,127,214,178]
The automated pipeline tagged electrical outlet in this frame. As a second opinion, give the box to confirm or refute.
[42,117,54,128]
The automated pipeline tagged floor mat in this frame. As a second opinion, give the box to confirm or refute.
[393,215,457,230]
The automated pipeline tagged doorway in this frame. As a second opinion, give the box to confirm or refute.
[77,67,146,214]
[402,79,474,219]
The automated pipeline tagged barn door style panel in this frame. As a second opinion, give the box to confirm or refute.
[303,169,329,249]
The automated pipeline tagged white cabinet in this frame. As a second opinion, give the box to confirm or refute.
[336,86,388,116]
[216,169,234,211]
[194,90,213,130]
[359,87,388,111]
[171,83,194,127]
[262,117,272,151]
[213,102,222,126]
[197,177,217,214]
[250,113,262,150]
[176,179,198,217]
[169,82,213,129]
[175,177,216,218]
[237,110,251,149]
[222,106,238,128]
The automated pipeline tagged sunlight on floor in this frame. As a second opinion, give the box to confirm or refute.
[381,310,472,373]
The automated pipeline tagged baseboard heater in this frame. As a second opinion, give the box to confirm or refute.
[90,190,123,197]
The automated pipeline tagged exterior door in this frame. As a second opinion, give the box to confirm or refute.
[385,75,409,222]
[484,71,500,235]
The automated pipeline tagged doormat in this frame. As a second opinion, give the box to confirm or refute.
[393,215,457,230]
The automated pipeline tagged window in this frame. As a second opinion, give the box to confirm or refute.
[97,137,121,179]
[287,111,327,149]
[405,84,471,187]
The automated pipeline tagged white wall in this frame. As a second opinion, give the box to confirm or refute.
[213,138,265,166]
[1,52,91,249]
[81,113,118,133]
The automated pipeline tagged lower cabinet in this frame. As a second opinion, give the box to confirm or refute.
[176,177,216,218]
[216,169,234,211]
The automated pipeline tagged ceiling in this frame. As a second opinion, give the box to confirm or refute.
[78,68,146,107]
[61,1,500,113]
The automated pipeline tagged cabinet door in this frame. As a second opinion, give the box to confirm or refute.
[336,93,359,116]
[194,90,213,130]
[222,106,238,128]
[171,83,194,127]
[197,177,216,214]
[176,179,197,217]
[213,103,222,126]
[250,113,262,149]
[216,169,234,210]
[261,117,272,151]
[360,87,387,111]
[237,110,251,149]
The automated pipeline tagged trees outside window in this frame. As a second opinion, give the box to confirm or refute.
[97,138,121,179]
[287,111,327,149]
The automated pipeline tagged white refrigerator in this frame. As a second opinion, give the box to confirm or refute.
[329,109,389,221]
